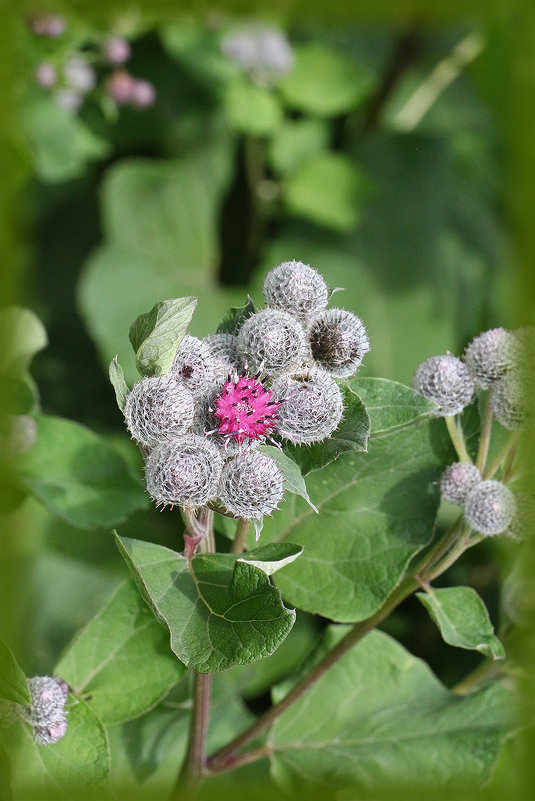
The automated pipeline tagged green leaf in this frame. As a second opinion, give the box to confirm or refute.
[216,296,256,335]
[261,414,453,622]
[259,446,318,512]
[55,581,185,724]
[21,96,110,184]
[0,376,37,415]
[13,415,149,528]
[129,297,197,377]
[348,376,437,435]
[268,118,329,176]
[269,629,515,794]
[0,639,30,705]
[2,697,109,797]
[282,382,371,476]
[416,586,505,660]
[224,76,282,136]
[279,44,375,117]
[239,543,303,575]
[115,535,298,673]
[108,357,129,412]
[284,154,368,232]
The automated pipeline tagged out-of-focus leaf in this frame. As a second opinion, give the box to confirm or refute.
[284,154,368,232]
[13,415,148,528]
[108,357,129,411]
[0,640,30,705]
[21,96,109,184]
[224,76,282,136]
[279,44,375,116]
[268,118,329,176]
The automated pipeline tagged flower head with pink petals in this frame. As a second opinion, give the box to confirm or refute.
[212,368,281,446]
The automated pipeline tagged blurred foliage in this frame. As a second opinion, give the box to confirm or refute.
[2,6,531,799]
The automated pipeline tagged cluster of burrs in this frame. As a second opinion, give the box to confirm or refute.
[0,676,69,746]
[413,327,534,539]
[123,259,370,524]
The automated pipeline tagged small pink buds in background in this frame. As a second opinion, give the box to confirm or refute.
[106,70,137,104]
[35,62,57,88]
[131,79,156,109]
[30,15,66,37]
[104,36,131,65]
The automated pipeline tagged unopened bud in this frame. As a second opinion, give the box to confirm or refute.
[124,375,195,448]
[464,480,516,536]
[271,367,343,444]
[463,328,518,388]
[218,451,284,520]
[33,713,68,746]
[171,335,221,398]
[309,308,370,378]
[131,80,156,109]
[106,70,137,104]
[440,462,482,504]
[145,435,223,508]
[63,56,96,93]
[413,354,474,416]
[236,309,306,374]
[490,368,535,431]
[104,37,131,65]
[263,260,329,323]
[36,62,57,88]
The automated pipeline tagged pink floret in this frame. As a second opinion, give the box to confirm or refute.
[213,373,280,444]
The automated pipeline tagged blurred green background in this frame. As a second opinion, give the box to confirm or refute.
[2,3,535,795]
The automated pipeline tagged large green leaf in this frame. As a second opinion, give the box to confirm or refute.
[1,697,109,798]
[284,153,368,232]
[278,44,375,117]
[224,76,282,136]
[282,382,371,476]
[129,297,197,377]
[261,413,453,622]
[13,415,149,528]
[115,536,300,673]
[348,376,437,434]
[269,629,515,794]
[78,143,239,384]
[0,639,30,705]
[416,586,505,660]
[55,581,185,724]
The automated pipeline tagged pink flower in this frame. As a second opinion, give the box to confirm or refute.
[212,371,280,445]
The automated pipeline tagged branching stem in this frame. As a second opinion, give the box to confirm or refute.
[476,399,494,472]
[483,432,520,479]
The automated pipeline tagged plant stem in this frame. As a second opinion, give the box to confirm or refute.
[231,518,250,554]
[476,399,494,472]
[445,415,471,463]
[207,522,476,774]
[174,672,212,795]
[483,432,520,479]
[452,657,503,696]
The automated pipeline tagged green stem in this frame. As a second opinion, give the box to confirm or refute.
[207,521,479,775]
[452,657,503,696]
[231,518,250,555]
[476,399,494,472]
[483,432,520,479]
[445,415,471,463]
[174,672,212,795]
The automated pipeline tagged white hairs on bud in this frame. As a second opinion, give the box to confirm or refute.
[170,335,221,398]
[218,451,284,520]
[490,368,535,431]
[464,480,516,536]
[33,714,68,746]
[440,462,482,504]
[124,375,195,448]
[263,260,329,322]
[236,309,307,374]
[204,333,240,382]
[309,308,370,378]
[271,367,343,444]
[145,435,223,508]
[413,354,474,416]
[463,328,518,388]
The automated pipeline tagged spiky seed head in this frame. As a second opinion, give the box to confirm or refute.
[236,309,307,374]
[124,375,195,448]
[505,493,535,542]
[463,328,518,388]
[212,370,281,446]
[271,367,343,444]
[170,335,221,398]
[218,451,284,520]
[204,333,240,382]
[490,368,535,431]
[309,308,370,378]
[145,435,223,508]
[464,480,516,536]
[24,676,68,727]
[33,713,68,746]
[263,260,329,322]
[440,462,482,504]
[413,354,474,416]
